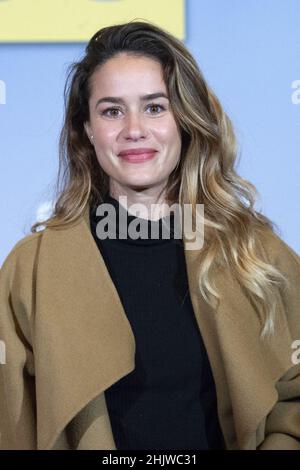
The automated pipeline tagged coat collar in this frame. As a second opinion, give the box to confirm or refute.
[34,203,293,449]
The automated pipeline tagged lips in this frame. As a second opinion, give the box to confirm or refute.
[118,148,157,156]
[118,148,158,163]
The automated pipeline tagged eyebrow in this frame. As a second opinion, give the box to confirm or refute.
[94,92,169,110]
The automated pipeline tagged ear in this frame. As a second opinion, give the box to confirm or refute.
[84,121,93,144]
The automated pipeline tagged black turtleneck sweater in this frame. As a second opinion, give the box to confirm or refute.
[89,193,225,450]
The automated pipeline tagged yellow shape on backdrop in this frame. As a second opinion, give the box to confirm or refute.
[0,0,185,42]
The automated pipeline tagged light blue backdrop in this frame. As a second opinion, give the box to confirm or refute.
[0,0,299,265]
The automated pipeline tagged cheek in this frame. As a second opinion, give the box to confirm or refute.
[94,125,117,149]
[154,119,181,146]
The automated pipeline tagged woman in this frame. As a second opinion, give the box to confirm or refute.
[0,20,300,450]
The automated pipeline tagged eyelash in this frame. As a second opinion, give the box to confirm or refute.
[101,103,166,118]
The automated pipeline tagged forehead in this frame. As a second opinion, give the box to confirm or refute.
[89,54,167,98]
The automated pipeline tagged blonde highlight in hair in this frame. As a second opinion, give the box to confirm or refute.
[31,20,289,338]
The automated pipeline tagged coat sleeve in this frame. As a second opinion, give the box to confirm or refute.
[0,240,38,449]
[258,235,300,450]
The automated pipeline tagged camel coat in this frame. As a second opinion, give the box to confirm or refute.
[0,204,300,450]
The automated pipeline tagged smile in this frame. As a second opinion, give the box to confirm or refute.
[118,151,157,163]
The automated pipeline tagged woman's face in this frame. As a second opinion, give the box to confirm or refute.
[84,53,182,195]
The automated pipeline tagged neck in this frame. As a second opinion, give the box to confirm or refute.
[109,182,171,221]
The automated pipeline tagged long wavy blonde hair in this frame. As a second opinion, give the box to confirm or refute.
[31,20,288,338]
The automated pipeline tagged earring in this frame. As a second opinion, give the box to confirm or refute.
[90,135,94,145]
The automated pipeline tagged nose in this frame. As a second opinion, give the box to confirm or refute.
[122,111,147,141]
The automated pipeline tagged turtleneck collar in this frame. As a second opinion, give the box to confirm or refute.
[90,192,182,246]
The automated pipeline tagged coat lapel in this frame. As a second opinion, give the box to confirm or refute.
[35,204,136,449]
[34,203,292,449]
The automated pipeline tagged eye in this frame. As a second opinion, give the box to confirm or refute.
[146,103,166,114]
[100,103,166,118]
[101,107,122,118]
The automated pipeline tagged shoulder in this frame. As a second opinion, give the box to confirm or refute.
[0,231,44,285]
[0,232,45,336]
[258,229,300,276]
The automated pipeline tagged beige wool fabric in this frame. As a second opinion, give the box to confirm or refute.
[0,204,300,450]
